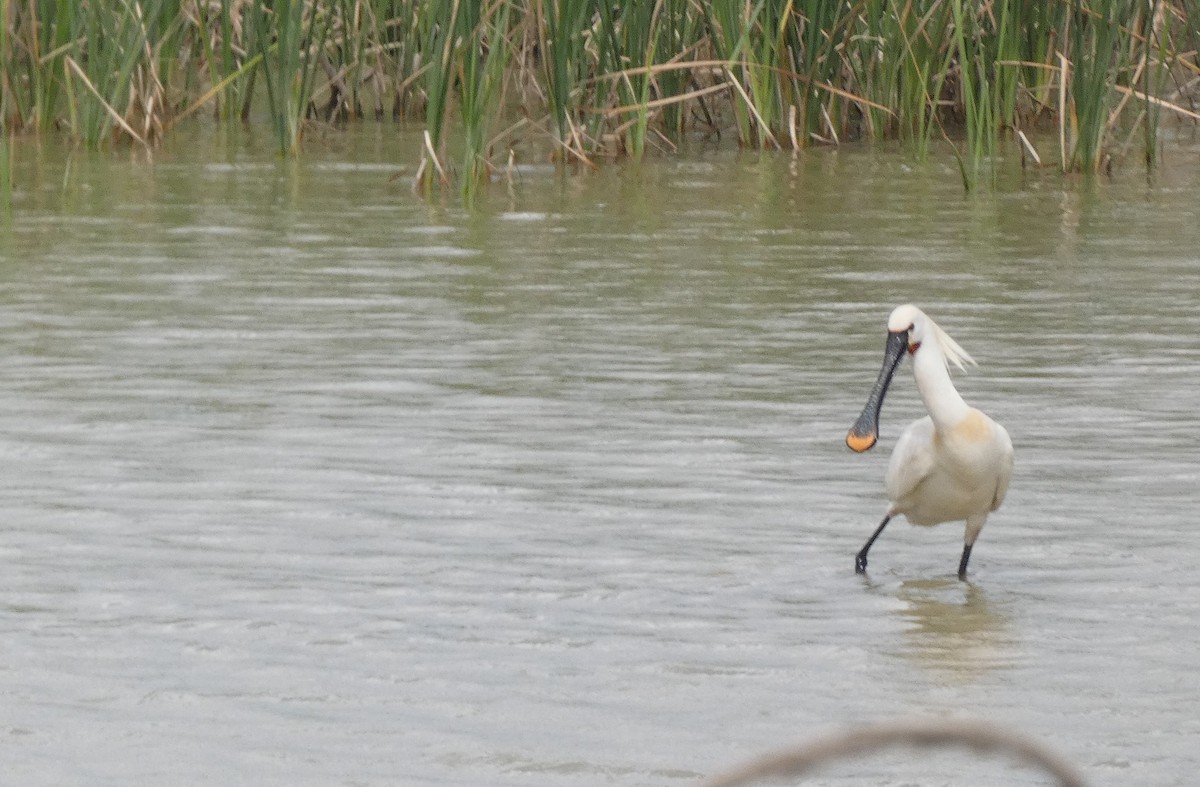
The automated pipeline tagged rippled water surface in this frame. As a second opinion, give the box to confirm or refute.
[1,132,1198,785]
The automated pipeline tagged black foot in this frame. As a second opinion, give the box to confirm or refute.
[855,553,868,574]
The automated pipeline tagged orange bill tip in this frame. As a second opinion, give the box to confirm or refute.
[846,431,877,453]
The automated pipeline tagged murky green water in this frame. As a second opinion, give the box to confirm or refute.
[1,128,1198,785]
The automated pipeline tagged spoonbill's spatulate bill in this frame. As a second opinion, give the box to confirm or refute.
[846,305,1013,580]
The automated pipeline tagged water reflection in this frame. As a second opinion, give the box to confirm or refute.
[894,578,1014,680]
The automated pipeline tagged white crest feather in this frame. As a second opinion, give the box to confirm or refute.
[927,316,975,372]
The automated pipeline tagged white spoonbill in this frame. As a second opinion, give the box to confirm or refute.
[845,305,1013,580]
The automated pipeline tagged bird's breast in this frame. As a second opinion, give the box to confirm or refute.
[950,410,993,443]
[932,409,996,451]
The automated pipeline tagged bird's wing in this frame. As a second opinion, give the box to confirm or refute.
[990,422,1015,511]
[885,416,937,504]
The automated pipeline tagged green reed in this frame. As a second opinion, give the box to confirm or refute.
[416,0,460,190]
[64,0,167,147]
[622,1,667,157]
[877,0,957,154]
[458,0,512,199]
[655,0,700,141]
[189,0,258,124]
[1132,0,1169,167]
[540,0,594,152]
[1068,0,1118,172]
[705,0,763,148]
[950,0,1019,189]
[0,131,11,216]
[1,0,73,132]
[1,0,1197,192]
[793,0,846,143]
[250,0,332,155]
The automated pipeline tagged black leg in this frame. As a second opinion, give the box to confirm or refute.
[957,542,973,581]
[856,515,891,574]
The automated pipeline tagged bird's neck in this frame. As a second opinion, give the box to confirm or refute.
[912,344,970,431]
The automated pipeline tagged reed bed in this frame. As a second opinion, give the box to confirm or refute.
[2,0,1199,195]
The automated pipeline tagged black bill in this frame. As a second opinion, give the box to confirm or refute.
[846,329,908,452]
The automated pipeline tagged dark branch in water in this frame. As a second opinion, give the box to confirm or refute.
[701,718,1086,787]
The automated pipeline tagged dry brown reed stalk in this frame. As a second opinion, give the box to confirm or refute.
[64,57,150,149]
[1113,83,1200,121]
[5,1,1200,191]
[129,15,167,145]
[1058,51,1070,171]
[1016,129,1043,165]
[700,718,1087,787]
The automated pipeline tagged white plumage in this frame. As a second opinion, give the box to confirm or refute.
[846,305,1013,579]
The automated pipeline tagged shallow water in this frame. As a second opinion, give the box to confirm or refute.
[1,130,1198,785]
